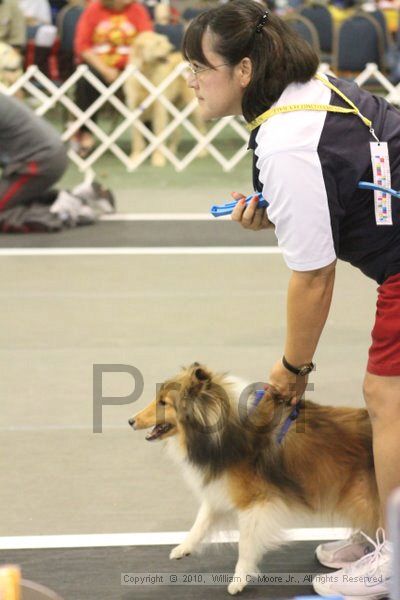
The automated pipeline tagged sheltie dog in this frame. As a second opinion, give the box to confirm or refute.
[129,363,379,595]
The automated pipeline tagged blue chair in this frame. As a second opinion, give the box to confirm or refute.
[332,12,386,72]
[300,2,333,54]
[182,7,206,22]
[367,9,391,51]
[284,14,321,55]
[154,23,185,51]
[56,4,84,81]
[57,5,83,52]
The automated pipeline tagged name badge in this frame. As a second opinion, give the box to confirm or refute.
[370,142,393,225]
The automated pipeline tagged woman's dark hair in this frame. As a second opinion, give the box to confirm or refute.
[182,0,319,122]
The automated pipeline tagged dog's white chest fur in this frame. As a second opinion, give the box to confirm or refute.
[165,436,235,513]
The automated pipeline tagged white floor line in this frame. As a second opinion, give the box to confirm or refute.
[101,213,224,221]
[0,247,281,257]
[0,528,351,550]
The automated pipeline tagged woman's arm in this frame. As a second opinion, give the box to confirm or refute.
[80,49,119,83]
[269,261,336,403]
[285,261,336,364]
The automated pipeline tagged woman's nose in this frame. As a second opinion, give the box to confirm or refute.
[186,72,198,89]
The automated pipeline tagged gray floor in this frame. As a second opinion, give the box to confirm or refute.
[0,179,379,596]
[0,220,278,248]
[0,542,333,600]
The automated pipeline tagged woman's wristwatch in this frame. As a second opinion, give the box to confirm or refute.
[282,355,314,376]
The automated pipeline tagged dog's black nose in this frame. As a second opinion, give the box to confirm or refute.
[128,418,135,428]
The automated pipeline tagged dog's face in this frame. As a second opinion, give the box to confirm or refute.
[130,31,173,64]
[128,363,214,441]
[129,381,179,441]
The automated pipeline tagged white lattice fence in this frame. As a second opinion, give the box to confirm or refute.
[1,62,400,175]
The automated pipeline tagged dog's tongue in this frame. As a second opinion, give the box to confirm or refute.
[146,424,166,441]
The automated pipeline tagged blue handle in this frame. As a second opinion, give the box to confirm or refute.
[210,193,269,217]
[358,181,400,199]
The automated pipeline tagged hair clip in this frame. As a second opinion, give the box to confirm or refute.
[255,10,269,33]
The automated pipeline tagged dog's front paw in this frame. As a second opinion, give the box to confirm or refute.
[227,575,247,595]
[169,543,192,560]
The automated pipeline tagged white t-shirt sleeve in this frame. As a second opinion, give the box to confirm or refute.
[257,149,337,271]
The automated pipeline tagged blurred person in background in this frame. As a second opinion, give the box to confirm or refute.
[0,0,25,51]
[0,93,115,232]
[73,0,153,157]
[18,0,58,77]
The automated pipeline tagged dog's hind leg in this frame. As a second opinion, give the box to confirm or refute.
[228,500,290,595]
[169,501,218,559]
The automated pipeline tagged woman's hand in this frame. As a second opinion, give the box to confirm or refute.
[267,359,309,405]
[102,66,120,84]
[230,191,273,230]
[81,50,120,84]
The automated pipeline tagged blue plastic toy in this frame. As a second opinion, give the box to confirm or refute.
[210,192,268,217]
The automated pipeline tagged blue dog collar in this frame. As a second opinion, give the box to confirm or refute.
[252,389,300,445]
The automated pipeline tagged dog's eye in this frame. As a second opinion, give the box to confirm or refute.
[159,399,167,406]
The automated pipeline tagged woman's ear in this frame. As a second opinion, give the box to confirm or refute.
[238,57,252,87]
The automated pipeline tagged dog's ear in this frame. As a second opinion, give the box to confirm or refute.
[193,367,210,382]
[186,364,212,397]
[189,362,211,382]
[182,364,213,398]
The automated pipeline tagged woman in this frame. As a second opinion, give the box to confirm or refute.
[74,0,153,156]
[183,1,399,598]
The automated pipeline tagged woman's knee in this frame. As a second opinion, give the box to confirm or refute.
[363,372,400,422]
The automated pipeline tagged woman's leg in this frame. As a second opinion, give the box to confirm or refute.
[74,65,106,155]
[363,372,400,524]
[75,66,101,116]
[0,145,67,212]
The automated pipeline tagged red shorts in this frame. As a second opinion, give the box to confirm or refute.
[367,273,400,376]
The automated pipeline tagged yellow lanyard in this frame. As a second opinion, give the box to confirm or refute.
[247,73,379,142]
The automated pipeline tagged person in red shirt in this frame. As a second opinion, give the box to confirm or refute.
[74,0,153,156]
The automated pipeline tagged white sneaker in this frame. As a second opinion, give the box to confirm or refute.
[71,181,98,203]
[316,531,375,569]
[72,181,115,215]
[313,528,391,599]
[50,191,95,226]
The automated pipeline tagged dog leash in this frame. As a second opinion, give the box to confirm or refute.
[253,389,300,445]
[209,182,400,218]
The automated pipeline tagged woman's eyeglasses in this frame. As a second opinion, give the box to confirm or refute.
[187,63,230,76]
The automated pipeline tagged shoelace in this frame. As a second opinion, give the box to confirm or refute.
[344,528,389,578]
